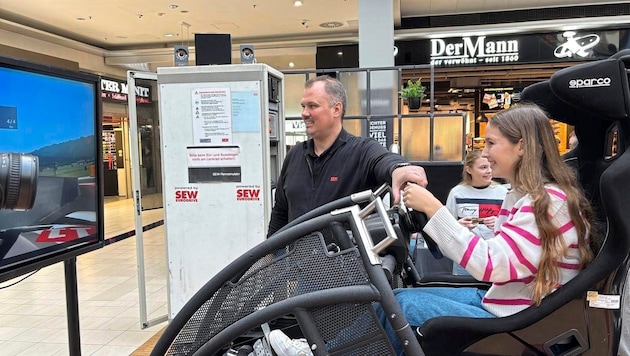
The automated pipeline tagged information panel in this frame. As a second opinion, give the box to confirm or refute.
[157,64,283,317]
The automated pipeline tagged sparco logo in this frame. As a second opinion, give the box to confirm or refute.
[568,77,611,89]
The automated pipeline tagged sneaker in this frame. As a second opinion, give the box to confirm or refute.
[268,330,314,356]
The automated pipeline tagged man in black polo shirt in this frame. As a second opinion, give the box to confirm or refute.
[267,75,428,236]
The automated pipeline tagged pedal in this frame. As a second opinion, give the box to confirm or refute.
[259,322,275,355]
[253,339,273,356]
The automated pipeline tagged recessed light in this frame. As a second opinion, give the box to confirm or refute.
[289,62,295,68]
[294,0,303,6]
[337,51,343,56]
[169,4,179,9]
[164,33,175,37]
[319,21,343,29]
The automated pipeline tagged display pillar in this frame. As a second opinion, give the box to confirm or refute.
[157,64,284,318]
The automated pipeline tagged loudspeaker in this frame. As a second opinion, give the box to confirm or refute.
[239,44,256,64]
[174,45,189,66]
[195,34,232,65]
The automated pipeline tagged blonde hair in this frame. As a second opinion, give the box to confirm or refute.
[460,150,495,186]
[489,104,594,304]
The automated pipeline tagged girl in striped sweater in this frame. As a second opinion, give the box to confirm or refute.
[393,104,594,354]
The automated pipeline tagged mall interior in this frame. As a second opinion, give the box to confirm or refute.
[1,0,630,355]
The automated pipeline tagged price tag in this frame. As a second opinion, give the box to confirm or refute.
[588,294,620,309]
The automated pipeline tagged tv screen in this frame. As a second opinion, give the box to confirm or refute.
[0,55,103,281]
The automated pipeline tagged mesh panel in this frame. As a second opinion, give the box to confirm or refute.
[166,232,372,355]
[309,302,392,354]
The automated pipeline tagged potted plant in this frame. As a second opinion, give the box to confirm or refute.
[399,78,426,110]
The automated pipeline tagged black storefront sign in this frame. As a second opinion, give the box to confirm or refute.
[368,118,393,149]
[100,78,151,104]
[395,29,630,67]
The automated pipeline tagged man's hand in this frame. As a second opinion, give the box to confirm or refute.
[391,165,428,204]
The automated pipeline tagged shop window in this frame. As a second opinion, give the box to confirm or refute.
[399,114,465,161]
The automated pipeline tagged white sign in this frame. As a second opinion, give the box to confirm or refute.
[191,87,233,145]
[430,36,519,66]
[186,146,241,168]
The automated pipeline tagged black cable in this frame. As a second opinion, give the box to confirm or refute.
[0,268,40,289]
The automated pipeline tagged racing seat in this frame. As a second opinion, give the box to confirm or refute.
[416,51,630,355]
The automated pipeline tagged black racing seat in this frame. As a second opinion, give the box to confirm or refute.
[416,51,630,355]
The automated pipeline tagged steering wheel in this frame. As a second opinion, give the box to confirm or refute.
[399,203,444,259]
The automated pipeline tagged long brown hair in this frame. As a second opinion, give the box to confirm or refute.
[489,104,594,304]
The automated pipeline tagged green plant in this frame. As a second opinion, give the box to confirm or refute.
[399,78,426,100]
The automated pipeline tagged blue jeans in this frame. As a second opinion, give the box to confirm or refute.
[376,287,495,355]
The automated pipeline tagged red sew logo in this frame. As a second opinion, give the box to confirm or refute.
[330,176,338,182]
[36,226,97,243]
[175,190,198,202]
[237,188,261,201]
[222,138,229,142]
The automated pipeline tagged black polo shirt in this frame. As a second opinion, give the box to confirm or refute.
[267,129,407,236]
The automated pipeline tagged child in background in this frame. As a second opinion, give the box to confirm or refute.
[445,150,507,274]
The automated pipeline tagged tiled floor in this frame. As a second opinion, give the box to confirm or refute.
[0,197,167,355]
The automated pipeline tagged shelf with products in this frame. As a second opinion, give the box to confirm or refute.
[471,111,573,154]
[102,130,117,169]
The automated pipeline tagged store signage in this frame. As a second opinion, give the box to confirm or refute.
[430,36,519,66]
[395,29,627,67]
[368,118,393,149]
[554,31,600,59]
[100,78,151,103]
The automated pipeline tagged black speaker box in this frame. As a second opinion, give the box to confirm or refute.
[195,34,232,65]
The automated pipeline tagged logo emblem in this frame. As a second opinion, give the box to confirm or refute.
[568,77,612,89]
[554,31,600,58]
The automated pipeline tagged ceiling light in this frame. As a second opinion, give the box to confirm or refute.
[319,21,343,29]
[164,33,175,37]
[169,4,179,9]
[337,51,343,56]
[289,62,295,68]
[294,0,303,6]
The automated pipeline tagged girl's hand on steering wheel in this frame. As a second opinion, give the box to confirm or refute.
[402,183,443,218]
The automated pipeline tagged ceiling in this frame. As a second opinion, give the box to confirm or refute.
[0,0,627,72]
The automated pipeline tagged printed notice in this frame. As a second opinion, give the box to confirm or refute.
[232,90,261,132]
[186,146,241,183]
[192,88,232,145]
[588,294,620,309]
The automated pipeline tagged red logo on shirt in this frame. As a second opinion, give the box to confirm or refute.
[330,176,338,182]
[479,203,501,218]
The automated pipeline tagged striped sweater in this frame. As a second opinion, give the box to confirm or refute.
[423,185,585,317]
